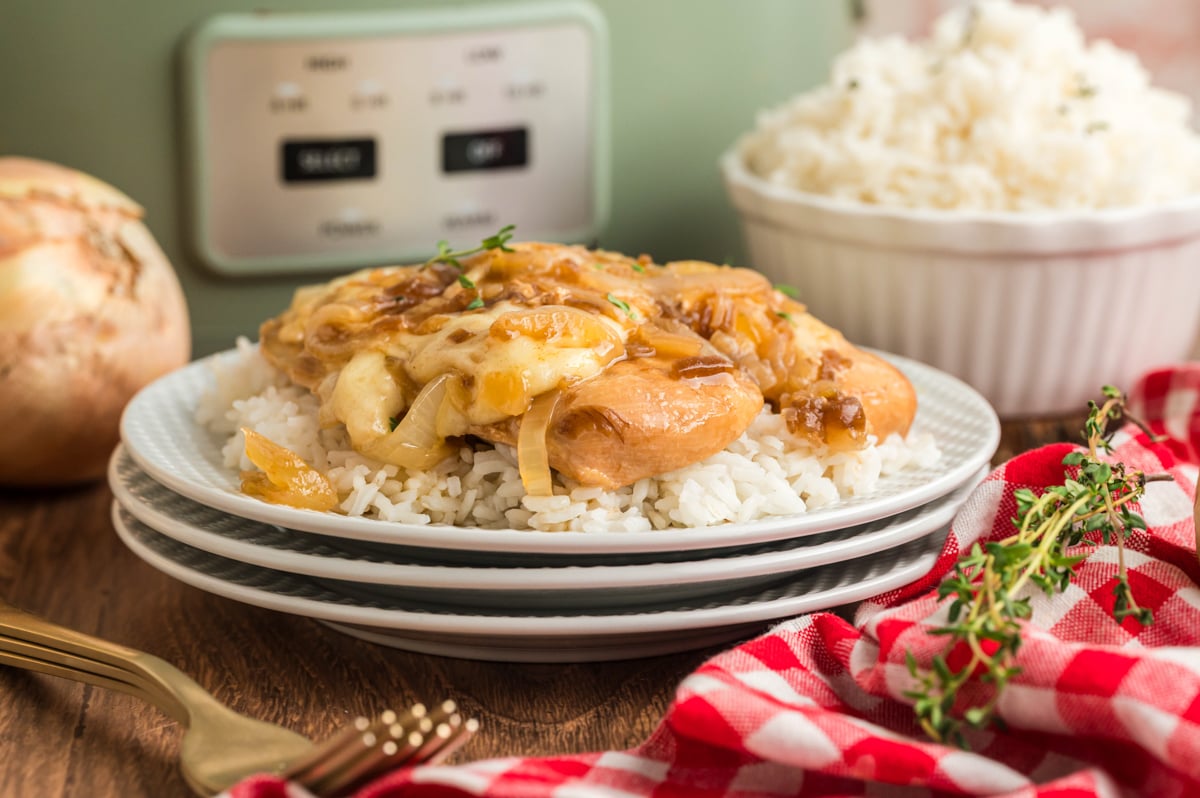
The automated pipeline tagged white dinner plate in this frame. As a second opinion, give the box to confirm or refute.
[111,445,982,609]
[118,347,999,555]
[112,503,944,662]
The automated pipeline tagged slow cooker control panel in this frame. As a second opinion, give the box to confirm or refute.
[181,3,608,276]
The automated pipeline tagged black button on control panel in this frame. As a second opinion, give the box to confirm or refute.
[282,138,377,182]
[442,127,528,173]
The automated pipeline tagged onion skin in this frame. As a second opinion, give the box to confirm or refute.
[0,157,191,485]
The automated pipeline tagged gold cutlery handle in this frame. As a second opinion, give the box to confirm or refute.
[0,641,164,704]
[0,597,226,727]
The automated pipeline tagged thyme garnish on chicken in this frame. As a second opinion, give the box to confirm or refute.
[906,386,1171,747]
[424,224,516,270]
[606,293,636,319]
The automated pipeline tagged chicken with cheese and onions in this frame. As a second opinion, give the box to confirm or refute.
[255,241,917,499]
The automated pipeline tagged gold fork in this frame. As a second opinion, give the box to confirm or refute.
[0,597,475,795]
[286,700,480,796]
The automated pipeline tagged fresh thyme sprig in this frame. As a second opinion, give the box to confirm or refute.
[905,385,1171,748]
[423,225,515,310]
[424,224,516,270]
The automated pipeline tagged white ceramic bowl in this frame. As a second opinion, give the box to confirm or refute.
[720,145,1200,418]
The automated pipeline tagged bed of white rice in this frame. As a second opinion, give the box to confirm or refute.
[195,339,940,532]
[741,0,1200,211]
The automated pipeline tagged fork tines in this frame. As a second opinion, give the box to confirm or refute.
[426,717,480,767]
[285,702,477,797]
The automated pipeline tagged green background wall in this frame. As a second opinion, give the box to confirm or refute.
[0,0,852,354]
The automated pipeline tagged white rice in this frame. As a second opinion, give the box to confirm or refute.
[196,339,940,532]
[741,0,1200,211]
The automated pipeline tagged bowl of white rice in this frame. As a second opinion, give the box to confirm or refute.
[721,0,1200,418]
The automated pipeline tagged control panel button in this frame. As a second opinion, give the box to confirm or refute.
[506,69,545,99]
[270,82,307,112]
[430,76,466,106]
[281,138,377,183]
[352,79,387,109]
[442,128,528,173]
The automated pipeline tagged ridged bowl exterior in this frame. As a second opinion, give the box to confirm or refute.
[721,149,1200,418]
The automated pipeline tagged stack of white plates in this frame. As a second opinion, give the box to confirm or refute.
[110,349,1000,662]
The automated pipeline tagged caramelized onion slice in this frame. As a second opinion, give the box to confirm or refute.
[633,320,706,359]
[240,428,338,511]
[518,390,561,497]
[363,373,454,469]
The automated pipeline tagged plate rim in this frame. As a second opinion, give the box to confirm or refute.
[119,346,999,554]
[319,621,761,663]
[110,452,981,591]
[112,502,942,637]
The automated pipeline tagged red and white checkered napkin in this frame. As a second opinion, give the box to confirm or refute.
[230,364,1200,798]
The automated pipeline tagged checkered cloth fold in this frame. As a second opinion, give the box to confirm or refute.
[230,364,1200,798]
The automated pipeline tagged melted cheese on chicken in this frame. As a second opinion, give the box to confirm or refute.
[259,242,916,490]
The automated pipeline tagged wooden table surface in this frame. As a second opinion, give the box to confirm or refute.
[0,417,1083,797]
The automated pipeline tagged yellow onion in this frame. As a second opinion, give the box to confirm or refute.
[634,319,705,359]
[240,428,338,511]
[517,390,561,496]
[0,157,190,485]
[363,373,454,469]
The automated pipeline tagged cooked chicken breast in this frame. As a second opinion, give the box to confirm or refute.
[471,335,764,489]
[258,241,916,490]
[645,259,916,449]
